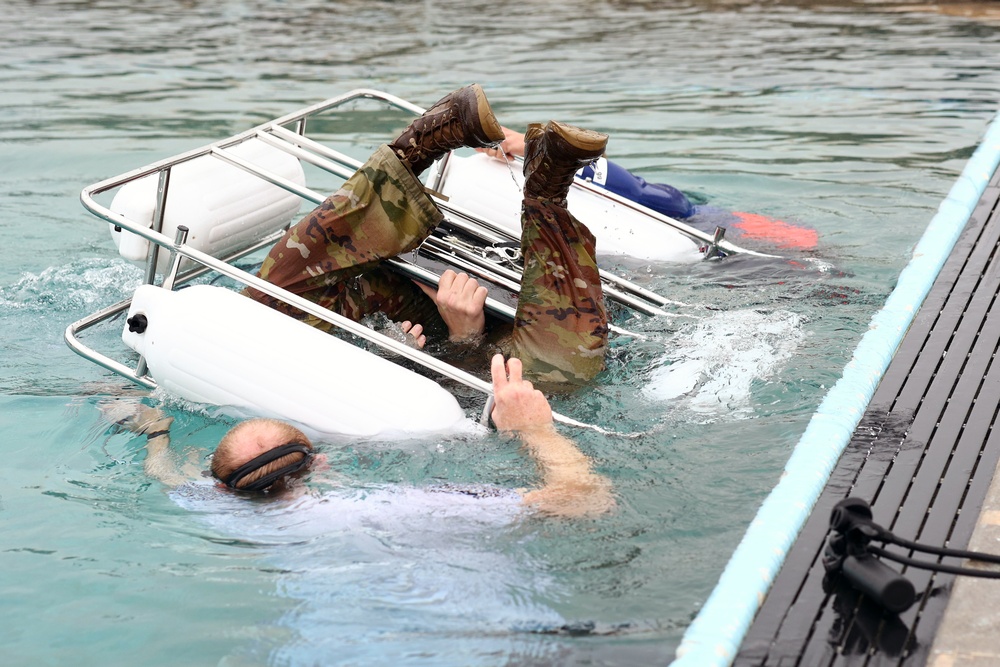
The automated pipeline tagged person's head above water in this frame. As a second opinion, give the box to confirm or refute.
[112,353,611,515]
[210,418,315,492]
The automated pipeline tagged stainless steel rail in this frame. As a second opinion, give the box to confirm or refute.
[259,123,695,313]
[72,89,669,433]
[218,135,681,319]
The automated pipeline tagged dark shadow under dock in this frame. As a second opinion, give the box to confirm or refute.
[735,161,1000,665]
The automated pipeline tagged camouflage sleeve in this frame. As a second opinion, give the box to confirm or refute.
[244,144,443,328]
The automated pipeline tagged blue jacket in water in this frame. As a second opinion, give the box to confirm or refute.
[577,157,695,219]
[576,157,818,251]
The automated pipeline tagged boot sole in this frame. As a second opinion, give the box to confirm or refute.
[467,83,505,146]
[546,120,608,157]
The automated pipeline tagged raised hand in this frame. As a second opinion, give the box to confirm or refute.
[489,354,554,433]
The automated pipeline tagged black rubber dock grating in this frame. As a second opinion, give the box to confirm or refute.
[735,164,1000,666]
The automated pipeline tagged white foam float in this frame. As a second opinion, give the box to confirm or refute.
[110,138,306,275]
[122,284,469,438]
[431,153,704,263]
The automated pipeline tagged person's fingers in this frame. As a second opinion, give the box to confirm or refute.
[399,321,425,348]
[415,281,438,301]
[438,271,466,307]
[439,269,457,292]
[461,276,481,299]
[491,354,508,390]
[451,272,470,295]
[506,357,523,384]
[474,285,488,308]
[452,276,486,307]
[443,273,481,311]
[410,324,427,349]
[477,145,505,160]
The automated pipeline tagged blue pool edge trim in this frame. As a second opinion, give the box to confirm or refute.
[670,111,1000,667]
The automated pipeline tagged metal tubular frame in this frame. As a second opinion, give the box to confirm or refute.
[261,123,697,312]
[68,88,730,427]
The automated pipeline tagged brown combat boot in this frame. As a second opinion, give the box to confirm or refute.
[390,83,504,176]
[524,120,608,208]
[522,120,608,208]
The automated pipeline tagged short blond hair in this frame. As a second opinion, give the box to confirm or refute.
[211,418,313,490]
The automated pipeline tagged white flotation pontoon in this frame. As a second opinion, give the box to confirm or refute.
[429,153,703,263]
[109,138,307,276]
[66,89,760,438]
[123,283,467,438]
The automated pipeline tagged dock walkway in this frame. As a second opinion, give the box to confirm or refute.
[734,154,1000,665]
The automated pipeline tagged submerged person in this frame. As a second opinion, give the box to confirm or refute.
[111,354,613,519]
[243,84,610,386]
[105,357,613,651]
[480,126,819,251]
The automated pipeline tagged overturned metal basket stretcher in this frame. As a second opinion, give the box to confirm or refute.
[66,89,759,438]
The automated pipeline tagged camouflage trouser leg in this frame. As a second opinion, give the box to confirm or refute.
[244,144,445,331]
[506,197,608,384]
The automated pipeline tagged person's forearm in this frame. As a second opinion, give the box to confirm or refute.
[522,426,591,480]
[139,415,187,487]
[488,354,613,517]
[519,426,614,517]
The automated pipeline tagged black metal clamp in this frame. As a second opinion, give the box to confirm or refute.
[822,498,916,613]
[702,226,729,260]
[823,497,1000,614]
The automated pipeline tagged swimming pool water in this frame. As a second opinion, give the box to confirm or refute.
[3,1,1000,665]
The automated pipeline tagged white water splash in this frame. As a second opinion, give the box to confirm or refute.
[0,258,143,313]
[643,309,805,418]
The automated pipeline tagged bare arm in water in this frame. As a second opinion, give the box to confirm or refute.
[490,354,614,518]
[102,401,192,487]
[102,350,613,517]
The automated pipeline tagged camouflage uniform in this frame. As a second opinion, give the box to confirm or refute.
[509,196,607,384]
[245,145,607,384]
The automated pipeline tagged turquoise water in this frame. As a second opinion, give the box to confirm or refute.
[3,1,1000,665]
